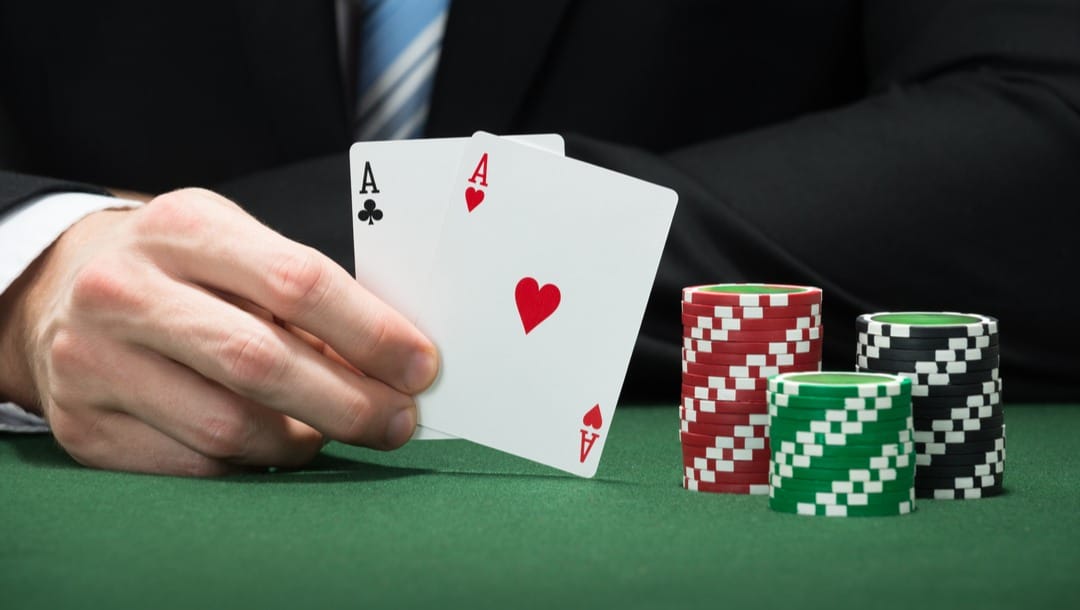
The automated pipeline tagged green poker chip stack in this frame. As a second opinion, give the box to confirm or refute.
[767,372,916,517]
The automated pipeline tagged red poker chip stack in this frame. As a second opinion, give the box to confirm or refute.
[680,284,824,494]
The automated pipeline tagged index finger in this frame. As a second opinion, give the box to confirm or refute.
[135,189,439,395]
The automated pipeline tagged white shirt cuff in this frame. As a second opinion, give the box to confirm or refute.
[0,191,143,433]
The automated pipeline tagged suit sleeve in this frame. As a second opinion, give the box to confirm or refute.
[0,170,110,215]
[571,0,1080,403]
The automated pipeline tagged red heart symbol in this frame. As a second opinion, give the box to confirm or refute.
[582,404,603,430]
[465,187,485,211]
[515,277,560,334]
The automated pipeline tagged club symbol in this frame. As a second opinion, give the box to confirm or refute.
[357,199,383,225]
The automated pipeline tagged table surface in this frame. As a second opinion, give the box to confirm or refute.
[3,404,1078,610]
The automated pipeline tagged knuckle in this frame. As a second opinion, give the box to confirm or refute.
[48,409,80,447]
[69,258,144,314]
[137,189,212,239]
[356,310,392,360]
[217,329,288,392]
[45,330,89,378]
[192,411,255,460]
[50,410,100,466]
[334,396,378,445]
[267,249,333,319]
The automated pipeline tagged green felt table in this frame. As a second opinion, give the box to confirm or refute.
[3,405,1078,610]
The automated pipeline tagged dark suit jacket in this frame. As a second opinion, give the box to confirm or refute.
[2,0,1079,401]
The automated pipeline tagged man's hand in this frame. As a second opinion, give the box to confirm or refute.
[0,188,438,475]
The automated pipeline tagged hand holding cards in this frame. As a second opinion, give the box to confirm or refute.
[351,132,677,477]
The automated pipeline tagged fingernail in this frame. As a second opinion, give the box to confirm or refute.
[385,406,416,447]
[404,347,439,393]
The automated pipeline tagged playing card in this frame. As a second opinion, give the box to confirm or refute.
[350,135,564,440]
[414,132,678,476]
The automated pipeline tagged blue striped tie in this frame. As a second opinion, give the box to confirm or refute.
[355,0,451,141]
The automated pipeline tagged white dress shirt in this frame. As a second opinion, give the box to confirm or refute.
[0,192,140,432]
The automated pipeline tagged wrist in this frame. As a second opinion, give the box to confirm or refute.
[0,249,47,413]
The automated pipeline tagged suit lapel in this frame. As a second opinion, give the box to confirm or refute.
[426,0,573,136]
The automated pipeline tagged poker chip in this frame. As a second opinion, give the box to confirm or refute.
[915,461,1004,478]
[773,451,913,471]
[915,436,1005,455]
[769,473,915,494]
[684,452,771,470]
[681,457,774,473]
[679,409,770,426]
[915,448,1006,467]
[685,326,822,343]
[765,371,914,517]
[682,314,822,331]
[892,369,1000,386]
[768,414,913,436]
[903,391,1001,409]
[769,391,911,411]
[915,472,1004,490]
[682,403,769,419]
[684,443,769,458]
[683,478,771,495]
[768,403,910,423]
[681,375,769,391]
[682,351,821,371]
[768,498,915,517]
[770,485,914,507]
[680,301,821,319]
[773,439,914,458]
[857,332,998,350]
[768,427,914,447]
[681,432,766,450]
[912,425,1005,444]
[911,404,1003,421]
[683,363,818,381]
[681,469,771,484]
[913,414,1005,432]
[677,377,771,400]
[915,486,1003,500]
[912,404,1004,422]
[909,379,1003,397]
[680,420,768,438]
[856,343,1001,363]
[772,462,915,481]
[680,283,824,495]
[682,379,771,396]
[682,437,767,455]
[682,284,823,307]
[769,372,910,398]
[686,463,771,480]
[680,430,768,449]
[683,338,821,357]
[682,395,770,413]
[856,312,998,338]
[856,354,1000,374]
[682,403,768,418]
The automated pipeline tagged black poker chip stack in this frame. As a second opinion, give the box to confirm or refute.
[854,312,1004,499]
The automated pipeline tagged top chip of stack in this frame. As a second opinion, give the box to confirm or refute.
[680,284,823,495]
[855,312,1005,500]
[767,371,916,517]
